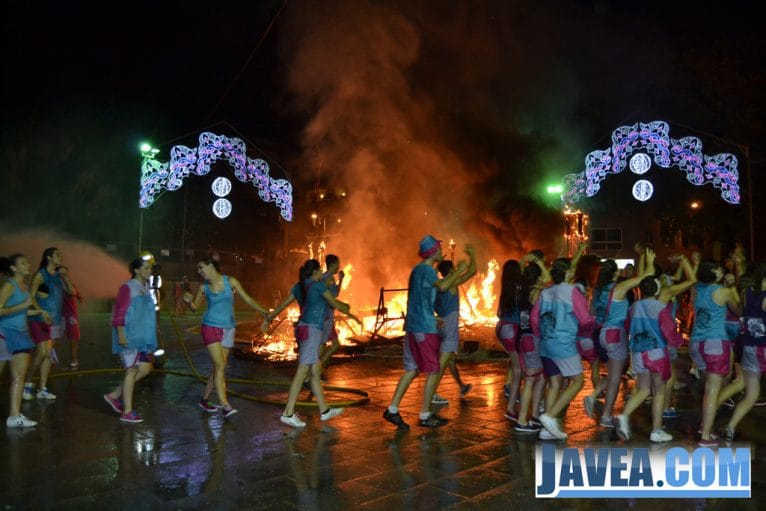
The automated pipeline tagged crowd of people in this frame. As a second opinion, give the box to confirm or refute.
[1,238,764,448]
[381,236,764,447]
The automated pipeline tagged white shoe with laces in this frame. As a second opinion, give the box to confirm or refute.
[6,414,37,428]
[280,413,306,428]
[650,429,672,443]
[539,413,567,440]
[431,394,449,405]
[36,388,57,400]
[320,407,344,422]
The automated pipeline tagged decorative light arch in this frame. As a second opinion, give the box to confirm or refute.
[562,121,740,208]
[139,132,293,221]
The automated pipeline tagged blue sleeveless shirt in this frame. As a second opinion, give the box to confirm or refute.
[202,276,236,329]
[691,283,727,342]
[32,268,64,324]
[628,298,666,353]
[0,279,30,332]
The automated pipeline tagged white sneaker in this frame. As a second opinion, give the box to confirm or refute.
[615,415,630,440]
[539,428,557,440]
[583,395,596,419]
[6,414,37,428]
[650,429,673,443]
[280,414,306,428]
[36,388,57,400]
[431,394,449,405]
[22,384,35,401]
[320,407,344,422]
[539,413,567,440]
[599,415,615,428]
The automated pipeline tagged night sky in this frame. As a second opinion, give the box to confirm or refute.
[2,0,764,275]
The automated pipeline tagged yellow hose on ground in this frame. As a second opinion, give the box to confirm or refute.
[40,313,370,408]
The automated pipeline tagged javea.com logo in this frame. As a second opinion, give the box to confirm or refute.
[536,444,750,498]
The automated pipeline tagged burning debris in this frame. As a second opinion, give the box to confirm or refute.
[241,259,502,361]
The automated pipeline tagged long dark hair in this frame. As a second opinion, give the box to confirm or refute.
[39,247,58,270]
[129,257,145,278]
[199,257,221,274]
[550,258,571,285]
[0,253,25,276]
[697,260,720,284]
[499,260,528,316]
[298,259,320,305]
[595,259,618,299]
[741,262,765,294]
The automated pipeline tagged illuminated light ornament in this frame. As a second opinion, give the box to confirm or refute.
[561,121,740,207]
[629,153,652,175]
[212,198,232,219]
[632,180,654,201]
[139,132,293,221]
[211,176,232,197]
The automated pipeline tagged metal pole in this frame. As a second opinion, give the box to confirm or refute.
[746,145,755,260]
[181,187,188,267]
[138,209,144,253]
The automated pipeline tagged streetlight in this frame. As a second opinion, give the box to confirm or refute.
[547,184,563,194]
[138,142,161,252]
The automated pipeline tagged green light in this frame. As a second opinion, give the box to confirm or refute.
[140,142,152,153]
[547,184,563,194]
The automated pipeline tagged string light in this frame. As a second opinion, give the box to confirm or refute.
[139,132,293,221]
[562,121,740,206]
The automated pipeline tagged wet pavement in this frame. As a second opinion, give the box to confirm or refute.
[1,313,765,510]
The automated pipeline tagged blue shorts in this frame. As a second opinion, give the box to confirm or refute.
[0,327,35,355]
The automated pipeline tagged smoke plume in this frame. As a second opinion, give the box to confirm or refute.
[0,228,128,300]
[281,1,573,304]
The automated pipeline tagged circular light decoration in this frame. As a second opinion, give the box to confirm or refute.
[211,176,232,197]
[632,179,654,201]
[212,198,232,219]
[629,153,652,175]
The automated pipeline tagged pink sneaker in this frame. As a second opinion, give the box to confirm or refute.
[120,410,143,423]
[103,394,124,414]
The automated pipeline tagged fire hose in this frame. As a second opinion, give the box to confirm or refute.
[44,313,371,408]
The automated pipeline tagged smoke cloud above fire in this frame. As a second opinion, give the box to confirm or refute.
[0,228,128,300]
[281,1,579,303]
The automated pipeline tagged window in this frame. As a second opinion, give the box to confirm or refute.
[590,228,622,251]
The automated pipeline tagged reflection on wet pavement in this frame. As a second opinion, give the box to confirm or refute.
[0,313,763,509]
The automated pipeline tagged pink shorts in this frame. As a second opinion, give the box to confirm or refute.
[407,332,440,374]
[201,325,236,348]
[29,321,51,344]
[631,348,671,381]
[495,321,519,353]
[576,336,598,363]
[690,339,731,376]
[517,333,542,376]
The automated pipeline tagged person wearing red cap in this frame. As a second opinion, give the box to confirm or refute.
[383,235,469,429]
